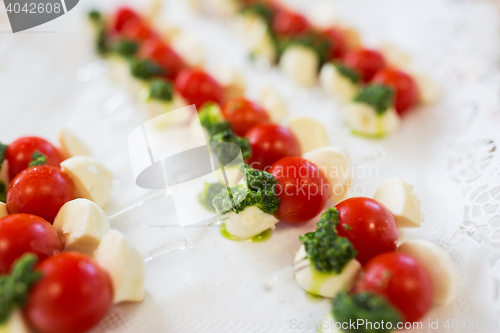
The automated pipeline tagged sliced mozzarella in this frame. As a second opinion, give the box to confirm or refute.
[343,102,400,137]
[208,66,246,101]
[308,3,337,29]
[294,245,361,298]
[107,55,147,96]
[319,63,359,103]
[0,160,9,185]
[288,117,330,154]
[0,202,7,219]
[94,230,146,304]
[373,177,424,228]
[379,42,412,70]
[237,13,276,63]
[279,45,319,87]
[225,206,278,240]
[258,86,288,122]
[58,128,92,159]
[53,199,111,257]
[413,72,439,105]
[60,156,114,209]
[397,240,458,306]
[303,146,353,203]
[341,27,361,50]
[0,310,31,333]
[138,88,188,122]
[170,32,204,68]
[319,313,341,333]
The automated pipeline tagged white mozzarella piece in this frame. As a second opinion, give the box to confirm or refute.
[308,3,337,29]
[206,0,239,16]
[0,202,7,219]
[397,240,458,306]
[237,14,276,63]
[342,27,362,50]
[107,55,147,96]
[53,198,111,257]
[413,72,439,105]
[319,63,359,103]
[288,117,330,154]
[343,102,400,137]
[225,206,278,240]
[0,160,9,185]
[0,310,31,333]
[94,230,146,304]
[379,42,412,70]
[58,128,92,159]
[303,146,353,203]
[279,45,319,87]
[258,86,288,122]
[170,32,205,68]
[373,177,424,228]
[138,88,188,122]
[319,313,341,333]
[208,66,246,101]
[294,245,361,298]
[60,156,114,209]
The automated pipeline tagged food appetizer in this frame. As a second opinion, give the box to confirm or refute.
[290,178,458,332]
[0,132,146,333]
[88,7,248,121]
[195,95,353,241]
[190,0,436,138]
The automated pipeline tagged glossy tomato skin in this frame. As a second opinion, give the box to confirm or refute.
[0,214,62,274]
[6,136,62,181]
[372,68,419,115]
[6,166,75,223]
[355,252,434,323]
[323,27,348,60]
[273,9,310,37]
[120,19,156,42]
[140,39,186,81]
[112,7,140,33]
[270,157,329,223]
[343,49,386,82]
[175,69,224,110]
[222,97,270,136]
[335,197,398,265]
[24,252,113,333]
[246,124,300,171]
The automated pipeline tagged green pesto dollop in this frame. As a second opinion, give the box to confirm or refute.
[129,58,164,80]
[354,84,394,114]
[149,79,174,102]
[334,62,361,84]
[299,208,357,274]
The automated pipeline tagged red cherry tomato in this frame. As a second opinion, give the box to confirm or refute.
[0,214,61,274]
[270,157,329,223]
[246,124,300,171]
[222,97,270,136]
[175,69,224,110]
[323,27,348,60]
[372,68,419,115]
[24,252,113,333]
[343,48,386,82]
[335,197,398,265]
[112,7,141,33]
[355,252,434,323]
[120,19,156,42]
[5,136,62,181]
[140,39,187,81]
[273,9,310,37]
[6,166,75,223]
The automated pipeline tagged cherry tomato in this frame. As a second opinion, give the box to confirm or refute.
[355,252,434,323]
[139,39,187,81]
[273,9,310,37]
[6,166,75,223]
[372,68,419,115]
[5,136,62,181]
[174,69,224,110]
[343,48,386,82]
[335,197,398,265]
[246,124,300,171]
[0,214,61,274]
[24,252,113,333]
[222,97,270,136]
[270,157,329,223]
[120,19,156,42]
[112,7,140,33]
[323,27,348,60]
